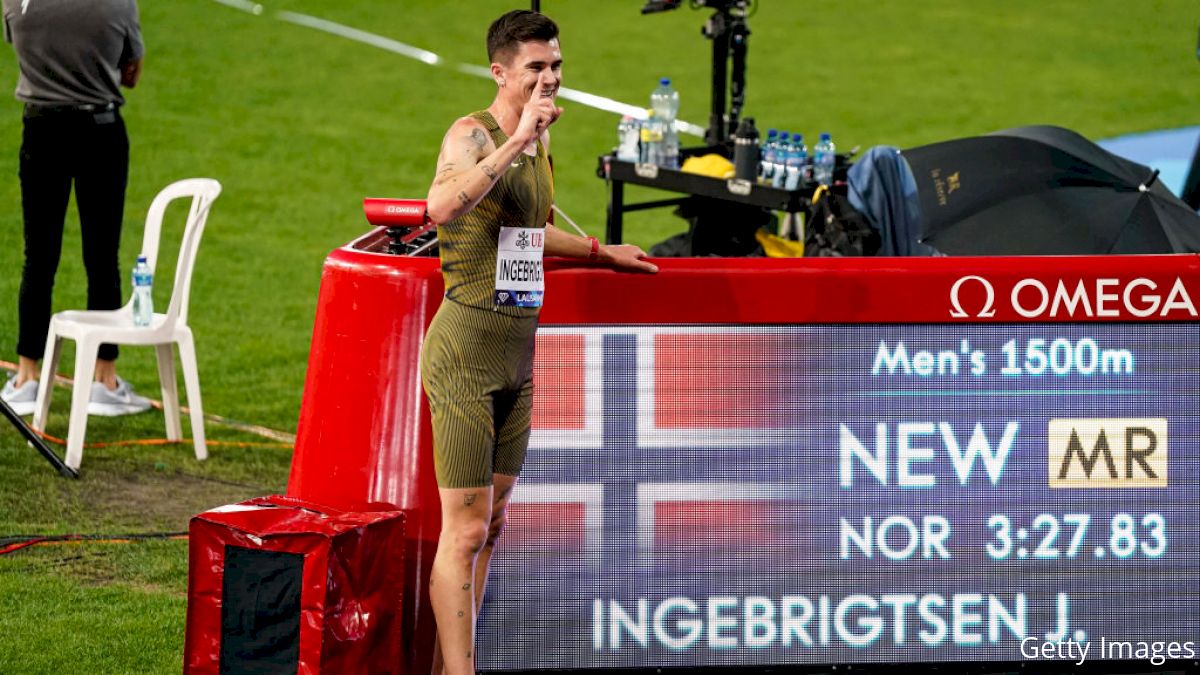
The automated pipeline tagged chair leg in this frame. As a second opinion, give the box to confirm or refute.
[155,343,182,441]
[177,333,207,461]
[33,328,64,431]
[65,337,99,470]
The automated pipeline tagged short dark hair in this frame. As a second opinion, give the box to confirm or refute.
[486,10,559,64]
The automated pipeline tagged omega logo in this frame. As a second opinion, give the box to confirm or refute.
[950,276,1197,319]
[949,275,996,318]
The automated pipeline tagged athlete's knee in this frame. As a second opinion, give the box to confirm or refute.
[442,516,490,558]
[485,509,508,547]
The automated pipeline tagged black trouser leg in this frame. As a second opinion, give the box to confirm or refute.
[75,115,128,362]
[17,116,72,361]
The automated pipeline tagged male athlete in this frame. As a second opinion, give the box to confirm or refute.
[421,10,657,675]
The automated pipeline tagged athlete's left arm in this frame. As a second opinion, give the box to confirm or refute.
[544,225,658,273]
[540,130,656,272]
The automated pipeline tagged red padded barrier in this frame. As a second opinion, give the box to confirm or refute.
[184,495,407,675]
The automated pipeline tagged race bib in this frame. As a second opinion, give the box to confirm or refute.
[494,226,544,307]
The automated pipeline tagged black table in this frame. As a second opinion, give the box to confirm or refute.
[596,148,829,245]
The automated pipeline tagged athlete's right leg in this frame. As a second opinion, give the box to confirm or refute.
[429,484,492,675]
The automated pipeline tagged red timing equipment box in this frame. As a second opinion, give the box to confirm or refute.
[184,495,408,675]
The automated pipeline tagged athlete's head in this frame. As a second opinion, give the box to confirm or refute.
[487,10,561,103]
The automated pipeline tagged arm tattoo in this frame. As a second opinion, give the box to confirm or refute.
[463,493,477,506]
[480,163,497,180]
[432,164,457,187]
[469,128,487,150]
[457,191,471,207]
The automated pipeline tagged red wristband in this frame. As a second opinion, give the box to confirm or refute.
[587,236,600,261]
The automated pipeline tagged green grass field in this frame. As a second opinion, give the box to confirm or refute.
[0,1,1196,671]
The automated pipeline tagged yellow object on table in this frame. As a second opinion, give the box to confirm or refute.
[680,154,735,179]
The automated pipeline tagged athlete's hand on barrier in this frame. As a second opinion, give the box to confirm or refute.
[601,244,658,274]
[515,70,562,150]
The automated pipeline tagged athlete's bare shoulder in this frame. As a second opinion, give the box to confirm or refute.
[438,116,496,165]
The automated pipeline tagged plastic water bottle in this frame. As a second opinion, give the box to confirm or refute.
[661,119,679,169]
[651,78,680,168]
[758,129,777,185]
[796,133,811,183]
[784,132,808,190]
[771,132,790,188]
[131,255,153,327]
[616,115,640,162]
[640,109,663,165]
[813,132,836,187]
[650,77,679,125]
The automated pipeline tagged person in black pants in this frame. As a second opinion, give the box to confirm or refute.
[2,0,151,416]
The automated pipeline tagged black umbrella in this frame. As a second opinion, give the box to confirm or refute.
[902,125,1200,254]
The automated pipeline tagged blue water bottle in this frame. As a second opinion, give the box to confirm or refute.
[759,129,778,185]
[813,132,836,187]
[784,132,808,190]
[771,132,790,188]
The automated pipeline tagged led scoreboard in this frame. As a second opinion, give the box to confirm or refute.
[484,322,1196,669]
[289,242,1200,673]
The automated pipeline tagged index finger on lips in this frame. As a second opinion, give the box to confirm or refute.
[533,70,549,99]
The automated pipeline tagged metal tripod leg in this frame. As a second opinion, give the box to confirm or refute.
[0,396,78,478]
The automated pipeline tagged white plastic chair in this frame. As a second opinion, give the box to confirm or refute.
[32,178,222,470]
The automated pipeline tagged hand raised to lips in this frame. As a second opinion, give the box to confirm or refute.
[515,70,563,153]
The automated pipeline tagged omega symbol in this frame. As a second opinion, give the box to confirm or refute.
[949,275,996,318]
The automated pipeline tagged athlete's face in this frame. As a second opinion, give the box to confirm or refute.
[498,38,562,102]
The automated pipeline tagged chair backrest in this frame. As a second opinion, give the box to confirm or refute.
[137,178,222,326]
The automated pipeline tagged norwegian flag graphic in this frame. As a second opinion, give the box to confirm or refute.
[478,323,1200,671]
[503,327,814,557]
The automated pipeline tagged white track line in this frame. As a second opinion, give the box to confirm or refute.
[213,1,706,137]
[277,10,443,65]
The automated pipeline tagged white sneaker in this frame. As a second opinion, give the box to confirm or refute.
[1,376,38,416]
[88,377,152,416]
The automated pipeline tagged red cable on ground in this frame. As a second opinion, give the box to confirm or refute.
[0,532,189,557]
[0,538,50,556]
